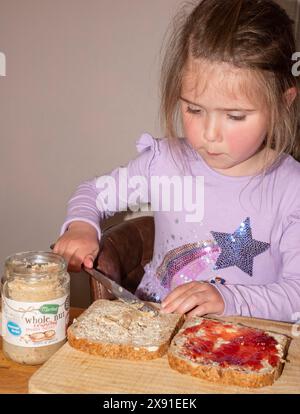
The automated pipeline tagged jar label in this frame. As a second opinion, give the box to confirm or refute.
[1,295,70,347]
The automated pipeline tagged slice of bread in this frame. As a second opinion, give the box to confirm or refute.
[67,299,184,360]
[168,317,291,388]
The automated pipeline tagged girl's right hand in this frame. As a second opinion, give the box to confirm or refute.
[53,221,100,272]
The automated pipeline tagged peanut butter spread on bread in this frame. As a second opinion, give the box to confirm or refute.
[70,300,178,348]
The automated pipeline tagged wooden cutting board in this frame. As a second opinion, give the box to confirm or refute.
[28,315,300,394]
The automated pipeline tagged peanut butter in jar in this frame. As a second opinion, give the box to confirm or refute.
[1,251,70,365]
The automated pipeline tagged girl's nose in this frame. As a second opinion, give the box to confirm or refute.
[204,116,222,143]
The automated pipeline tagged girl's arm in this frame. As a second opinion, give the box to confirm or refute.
[59,133,159,240]
[214,278,300,323]
[214,209,300,323]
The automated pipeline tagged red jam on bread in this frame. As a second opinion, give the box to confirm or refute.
[182,319,279,371]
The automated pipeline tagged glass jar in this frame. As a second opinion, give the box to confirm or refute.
[1,251,70,365]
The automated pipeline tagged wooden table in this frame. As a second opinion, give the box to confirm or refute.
[0,307,84,394]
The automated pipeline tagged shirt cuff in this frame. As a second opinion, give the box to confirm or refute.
[211,283,239,317]
[60,218,101,241]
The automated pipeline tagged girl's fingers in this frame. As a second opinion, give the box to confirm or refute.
[162,282,195,305]
[186,302,211,319]
[67,248,82,272]
[83,256,94,269]
[83,250,98,269]
[162,287,208,315]
[52,243,59,254]
[52,238,99,273]
[186,293,225,318]
[59,244,73,265]
[52,240,65,256]
[162,281,208,310]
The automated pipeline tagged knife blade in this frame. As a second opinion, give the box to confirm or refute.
[83,267,159,315]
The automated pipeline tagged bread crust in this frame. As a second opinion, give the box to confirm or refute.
[168,352,284,388]
[168,317,290,388]
[68,329,171,360]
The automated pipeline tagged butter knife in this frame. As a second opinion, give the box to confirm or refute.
[83,267,159,315]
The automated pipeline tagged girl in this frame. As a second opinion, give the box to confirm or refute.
[54,0,300,322]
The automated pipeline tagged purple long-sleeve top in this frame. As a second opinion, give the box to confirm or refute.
[60,133,300,322]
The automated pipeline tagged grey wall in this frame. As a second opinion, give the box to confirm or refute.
[0,0,183,307]
[1,0,299,308]
[278,0,300,46]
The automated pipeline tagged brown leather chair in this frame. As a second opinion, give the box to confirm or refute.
[89,216,154,301]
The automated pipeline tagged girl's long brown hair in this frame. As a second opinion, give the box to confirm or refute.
[160,0,300,166]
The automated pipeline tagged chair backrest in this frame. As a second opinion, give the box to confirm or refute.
[89,216,154,301]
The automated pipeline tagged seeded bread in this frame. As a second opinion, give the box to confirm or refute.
[67,299,184,360]
[168,317,291,388]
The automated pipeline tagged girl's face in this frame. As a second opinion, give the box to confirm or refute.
[180,60,270,176]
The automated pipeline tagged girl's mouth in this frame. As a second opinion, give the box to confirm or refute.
[207,151,222,156]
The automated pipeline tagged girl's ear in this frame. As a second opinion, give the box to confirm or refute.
[284,86,297,107]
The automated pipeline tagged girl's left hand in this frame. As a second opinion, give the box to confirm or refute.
[161,281,225,318]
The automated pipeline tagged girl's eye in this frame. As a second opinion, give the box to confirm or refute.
[186,106,202,115]
[227,114,246,121]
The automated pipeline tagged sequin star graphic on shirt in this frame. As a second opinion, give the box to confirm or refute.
[211,217,270,277]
